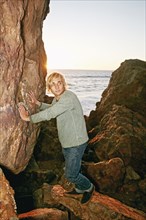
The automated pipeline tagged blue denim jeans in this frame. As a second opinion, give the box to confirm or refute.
[62,142,92,192]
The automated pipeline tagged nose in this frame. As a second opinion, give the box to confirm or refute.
[54,83,59,90]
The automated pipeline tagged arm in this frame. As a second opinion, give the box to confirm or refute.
[18,92,73,123]
[30,94,73,123]
[17,101,53,122]
[40,102,52,110]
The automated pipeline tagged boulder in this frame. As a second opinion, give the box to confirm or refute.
[0,0,50,174]
[0,168,18,220]
[88,59,146,127]
[50,185,146,220]
[84,157,125,193]
[88,104,146,176]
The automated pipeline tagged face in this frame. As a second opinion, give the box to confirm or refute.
[49,76,65,99]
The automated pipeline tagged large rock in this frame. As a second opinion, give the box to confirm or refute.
[86,60,146,212]
[84,157,125,193]
[0,168,18,220]
[87,60,146,177]
[0,0,50,174]
[88,105,146,175]
[88,59,146,126]
[83,59,146,213]
[50,185,146,220]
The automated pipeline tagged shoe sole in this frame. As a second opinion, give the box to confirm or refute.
[65,190,83,198]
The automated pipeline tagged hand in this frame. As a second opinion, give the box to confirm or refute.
[27,91,41,106]
[18,103,30,121]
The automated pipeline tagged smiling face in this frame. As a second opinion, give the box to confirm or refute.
[47,73,67,100]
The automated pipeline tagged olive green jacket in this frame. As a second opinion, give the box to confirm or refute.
[30,90,88,148]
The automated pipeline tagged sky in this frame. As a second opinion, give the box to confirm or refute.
[42,0,146,71]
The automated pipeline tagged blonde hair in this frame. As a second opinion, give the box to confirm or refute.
[46,72,67,91]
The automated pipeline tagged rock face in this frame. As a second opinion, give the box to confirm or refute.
[0,0,50,174]
[0,168,18,220]
[85,60,146,212]
[88,59,146,125]
[87,59,146,177]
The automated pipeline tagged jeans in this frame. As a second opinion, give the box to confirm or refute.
[62,142,92,192]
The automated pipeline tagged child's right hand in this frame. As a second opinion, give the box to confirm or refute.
[17,102,30,121]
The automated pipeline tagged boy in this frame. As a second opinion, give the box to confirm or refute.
[18,72,94,204]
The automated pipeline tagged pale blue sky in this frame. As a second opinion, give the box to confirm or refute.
[43,0,146,70]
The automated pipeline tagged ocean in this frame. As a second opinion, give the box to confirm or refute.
[47,69,112,116]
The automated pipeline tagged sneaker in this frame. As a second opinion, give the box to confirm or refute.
[65,189,82,195]
[81,185,95,204]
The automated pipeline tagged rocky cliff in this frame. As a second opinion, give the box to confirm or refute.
[0,0,50,174]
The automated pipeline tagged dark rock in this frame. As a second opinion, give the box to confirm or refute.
[87,59,146,127]
[84,157,125,193]
[86,59,146,212]
[88,104,146,176]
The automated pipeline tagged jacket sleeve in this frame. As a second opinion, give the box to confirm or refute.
[30,94,73,123]
[39,102,52,110]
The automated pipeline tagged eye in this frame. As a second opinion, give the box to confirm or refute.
[50,82,55,87]
[58,81,62,85]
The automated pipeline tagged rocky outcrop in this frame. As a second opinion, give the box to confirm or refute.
[85,60,146,212]
[0,0,50,174]
[88,104,146,175]
[87,59,146,126]
[53,185,146,220]
[33,184,146,220]
[0,168,18,220]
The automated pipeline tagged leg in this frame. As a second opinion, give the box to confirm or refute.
[62,142,92,192]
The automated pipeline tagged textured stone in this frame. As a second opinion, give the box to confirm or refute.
[88,59,146,126]
[50,185,146,220]
[89,104,146,174]
[18,208,68,220]
[86,60,146,212]
[0,0,50,174]
[84,157,125,193]
[0,168,18,220]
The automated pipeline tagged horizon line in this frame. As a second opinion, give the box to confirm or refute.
[47,68,114,72]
